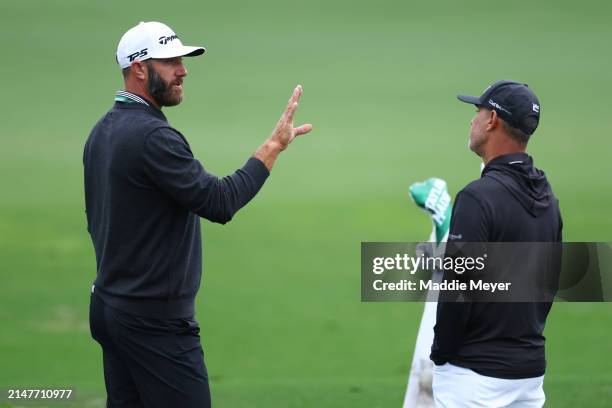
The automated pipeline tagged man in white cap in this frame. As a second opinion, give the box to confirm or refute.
[84,21,312,407]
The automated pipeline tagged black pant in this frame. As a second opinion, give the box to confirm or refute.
[89,293,211,408]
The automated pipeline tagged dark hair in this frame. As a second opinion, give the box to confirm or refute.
[500,118,531,145]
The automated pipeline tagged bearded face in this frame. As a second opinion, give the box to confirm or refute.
[145,59,184,107]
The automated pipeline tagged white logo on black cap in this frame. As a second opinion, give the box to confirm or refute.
[532,103,540,113]
[488,99,512,115]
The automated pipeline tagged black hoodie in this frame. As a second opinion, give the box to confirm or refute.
[430,152,563,379]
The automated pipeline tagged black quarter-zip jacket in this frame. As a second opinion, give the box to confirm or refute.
[430,152,563,379]
[83,100,269,319]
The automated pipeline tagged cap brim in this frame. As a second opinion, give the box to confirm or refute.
[181,45,206,57]
[457,94,481,105]
[153,45,206,59]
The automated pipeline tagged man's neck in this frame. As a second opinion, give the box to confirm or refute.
[124,85,160,110]
[481,138,526,165]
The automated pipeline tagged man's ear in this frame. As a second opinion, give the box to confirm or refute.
[486,109,499,132]
[130,61,147,81]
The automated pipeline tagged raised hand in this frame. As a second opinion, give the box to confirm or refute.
[269,85,313,150]
[254,85,313,171]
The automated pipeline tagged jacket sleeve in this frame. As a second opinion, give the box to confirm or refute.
[430,190,488,365]
[143,127,269,224]
[557,201,563,242]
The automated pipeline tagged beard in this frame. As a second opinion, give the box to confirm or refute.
[146,64,183,107]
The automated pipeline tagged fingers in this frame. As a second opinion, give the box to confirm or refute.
[283,85,303,122]
[286,102,298,123]
[271,85,311,147]
[294,123,313,137]
[286,85,302,110]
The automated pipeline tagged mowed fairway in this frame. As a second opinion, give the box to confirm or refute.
[1,0,611,407]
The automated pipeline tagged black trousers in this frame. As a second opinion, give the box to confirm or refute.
[89,293,211,408]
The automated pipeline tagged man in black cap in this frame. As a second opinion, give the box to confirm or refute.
[430,80,562,407]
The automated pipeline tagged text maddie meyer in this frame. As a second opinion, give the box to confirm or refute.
[372,279,511,293]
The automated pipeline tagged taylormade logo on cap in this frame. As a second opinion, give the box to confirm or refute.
[116,21,205,69]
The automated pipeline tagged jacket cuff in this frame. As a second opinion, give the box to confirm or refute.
[245,156,270,183]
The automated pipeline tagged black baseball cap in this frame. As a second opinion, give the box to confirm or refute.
[457,80,541,135]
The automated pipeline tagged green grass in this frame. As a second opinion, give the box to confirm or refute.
[1,0,611,406]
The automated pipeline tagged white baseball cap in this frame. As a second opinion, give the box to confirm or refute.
[116,21,205,69]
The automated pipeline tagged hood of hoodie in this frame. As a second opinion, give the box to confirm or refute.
[482,152,553,217]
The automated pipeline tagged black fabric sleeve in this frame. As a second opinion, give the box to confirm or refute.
[430,190,488,365]
[446,189,489,242]
[143,127,270,224]
[557,201,563,242]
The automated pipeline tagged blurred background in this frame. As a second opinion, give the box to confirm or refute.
[1,0,611,406]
